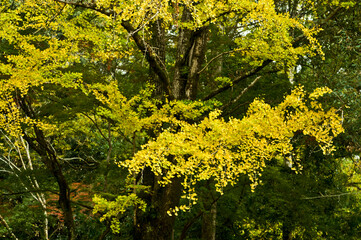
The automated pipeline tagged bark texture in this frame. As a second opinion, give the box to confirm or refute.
[149,20,167,97]
[173,8,209,100]
[134,176,183,240]
[202,202,217,240]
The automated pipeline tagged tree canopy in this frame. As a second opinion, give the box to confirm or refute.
[0,0,359,239]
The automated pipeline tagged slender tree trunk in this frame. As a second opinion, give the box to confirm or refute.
[19,97,76,240]
[43,207,49,240]
[33,133,76,240]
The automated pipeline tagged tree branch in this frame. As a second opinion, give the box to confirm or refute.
[203,60,272,101]
[198,49,245,75]
[53,0,174,99]
[292,6,343,45]
[0,214,18,240]
[221,76,261,111]
[1,189,58,196]
[121,21,174,99]
[202,6,343,101]
[301,191,361,200]
[179,211,203,240]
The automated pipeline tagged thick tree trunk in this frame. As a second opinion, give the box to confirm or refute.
[149,20,166,97]
[173,8,194,100]
[135,176,183,240]
[185,27,208,100]
[201,202,217,240]
[134,8,209,240]
[173,8,209,100]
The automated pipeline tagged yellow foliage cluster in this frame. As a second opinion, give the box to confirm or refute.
[90,0,327,66]
[120,87,343,214]
[0,0,335,74]
[237,217,324,239]
[93,193,146,233]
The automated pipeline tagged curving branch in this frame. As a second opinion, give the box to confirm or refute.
[198,49,246,75]
[18,95,75,240]
[53,0,174,99]
[221,76,261,111]
[203,60,272,101]
[121,21,174,99]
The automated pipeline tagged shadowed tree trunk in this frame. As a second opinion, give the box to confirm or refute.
[282,220,292,240]
[18,96,76,240]
[202,202,217,240]
[149,20,166,98]
[134,175,183,240]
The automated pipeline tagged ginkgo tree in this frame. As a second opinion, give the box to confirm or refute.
[0,0,354,239]
[94,86,343,230]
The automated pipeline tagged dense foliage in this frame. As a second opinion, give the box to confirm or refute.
[0,0,360,239]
